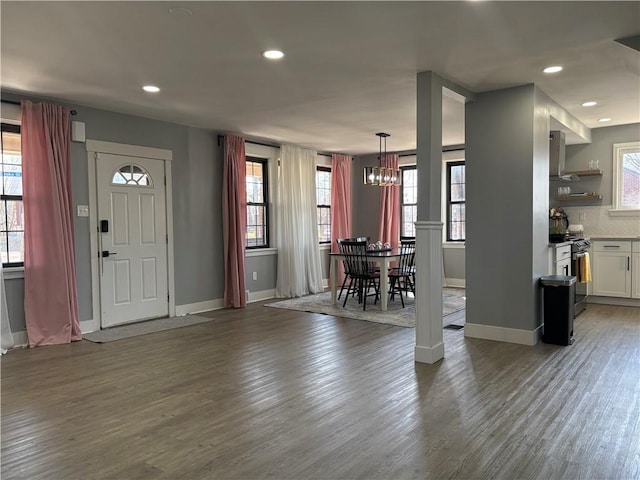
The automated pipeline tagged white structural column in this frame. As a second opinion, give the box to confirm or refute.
[415,71,445,364]
[415,72,475,364]
[414,220,444,363]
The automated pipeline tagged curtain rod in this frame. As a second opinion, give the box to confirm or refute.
[217,134,333,157]
[218,135,278,149]
[398,145,465,157]
[1,98,77,115]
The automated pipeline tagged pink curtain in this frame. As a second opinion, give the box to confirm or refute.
[330,154,352,285]
[22,100,81,347]
[378,153,400,251]
[222,134,247,308]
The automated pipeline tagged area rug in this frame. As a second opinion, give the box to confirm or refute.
[265,288,465,328]
[83,314,214,343]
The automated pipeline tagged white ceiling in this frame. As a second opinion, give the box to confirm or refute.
[1,1,639,154]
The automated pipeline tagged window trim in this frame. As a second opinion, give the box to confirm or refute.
[612,141,640,212]
[316,165,331,245]
[446,160,466,242]
[1,122,23,267]
[245,156,270,249]
[400,165,417,239]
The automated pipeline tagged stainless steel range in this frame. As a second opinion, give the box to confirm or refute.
[571,238,591,316]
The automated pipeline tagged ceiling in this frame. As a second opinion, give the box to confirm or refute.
[1,1,639,155]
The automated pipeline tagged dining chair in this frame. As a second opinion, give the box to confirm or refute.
[336,237,369,300]
[388,239,416,308]
[337,238,379,310]
[401,237,416,288]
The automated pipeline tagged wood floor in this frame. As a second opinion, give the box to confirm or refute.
[1,303,639,480]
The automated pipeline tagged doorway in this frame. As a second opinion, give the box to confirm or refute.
[87,141,174,329]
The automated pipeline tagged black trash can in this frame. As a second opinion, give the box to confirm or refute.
[540,275,576,346]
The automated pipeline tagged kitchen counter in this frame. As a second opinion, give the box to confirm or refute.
[588,235,640,241]
[548,241,573,247]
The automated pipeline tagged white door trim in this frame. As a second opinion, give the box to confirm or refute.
[86,140,175,329]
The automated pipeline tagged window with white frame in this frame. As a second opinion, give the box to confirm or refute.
[1,123,23,266]
[401,166,417,238]
[246,157,269,248]
[446,161,465,241]
[613,141,640,210]
[316,166,331,244]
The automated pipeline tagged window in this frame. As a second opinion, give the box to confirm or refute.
[446,161,465,241]
[401,166,417,238]
[1,123,23,266]
[112,164,153,186]
[246,157,269,248]
[613,141,640,210]
[316,166,331,244]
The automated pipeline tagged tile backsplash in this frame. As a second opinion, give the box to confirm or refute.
[561,205,640,236]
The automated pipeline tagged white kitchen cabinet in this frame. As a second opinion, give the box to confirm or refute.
[556,257,571,276]
[632,242,640,299]
[549,243,572,276]
[592,241,632,298]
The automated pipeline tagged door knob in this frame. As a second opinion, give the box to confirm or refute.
[101,251,117,258]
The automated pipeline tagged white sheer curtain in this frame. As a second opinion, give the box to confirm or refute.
[1,263,15,354]
[276,145,324,297]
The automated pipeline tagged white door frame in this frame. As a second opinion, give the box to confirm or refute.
[86,140,175,330]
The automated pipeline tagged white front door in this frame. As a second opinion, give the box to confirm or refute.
[96,153,168,327]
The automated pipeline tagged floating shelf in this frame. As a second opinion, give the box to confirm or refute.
[550,169,603,180]
[565,169,603,176]
[555,193,602,201]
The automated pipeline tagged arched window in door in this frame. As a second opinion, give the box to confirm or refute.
[111,164,153,187]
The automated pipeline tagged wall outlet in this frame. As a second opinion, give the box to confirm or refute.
[252,272,258,280]
[578,213,586,221]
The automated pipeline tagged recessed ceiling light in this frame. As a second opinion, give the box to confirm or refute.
[263,50,284,60]
[598,117,611,122]
[543,65,563,74]
[581,101,597,107]
[143,85,160,93]
[168,7,193,17]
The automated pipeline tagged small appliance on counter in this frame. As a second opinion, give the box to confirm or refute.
[568,224,584,238]
[549,207,569,243]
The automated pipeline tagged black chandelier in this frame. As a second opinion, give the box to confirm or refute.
[363,132,401,186]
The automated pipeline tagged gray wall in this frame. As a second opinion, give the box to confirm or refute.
[4,276,24,333]
[466,84,549,332]
[443,248,465,280]
[2,90,226,330]
[245,255,278,293]
[353,153,467,282]
[352,154,382,241]
[560,123,640,206]
[178,128,225,305]
[3,90,340,331]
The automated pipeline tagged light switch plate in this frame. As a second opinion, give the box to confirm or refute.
[77,205,89,217]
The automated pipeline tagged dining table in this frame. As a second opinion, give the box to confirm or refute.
[329,249,402,311]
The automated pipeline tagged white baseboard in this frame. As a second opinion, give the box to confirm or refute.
[464,322,542,346]
[588,296,640,308]
[175,289,276,315]
[414,343,445,364]
[9,330,28,348]
[175,298,226,316]
[445,278,466,288]
[5,322,98,349]
[248,289,276,303]
[81,318,99,334]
